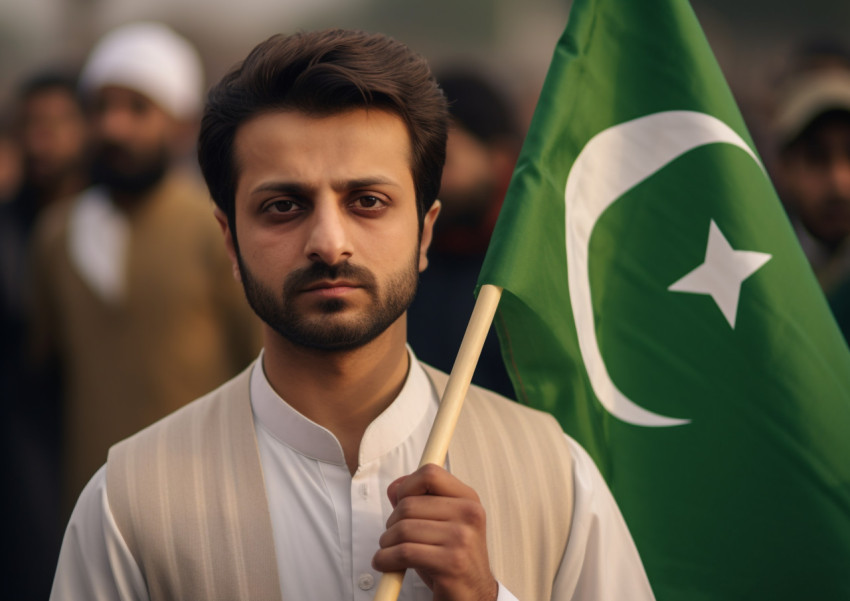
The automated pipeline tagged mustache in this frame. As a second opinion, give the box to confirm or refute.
[283,261,378,294]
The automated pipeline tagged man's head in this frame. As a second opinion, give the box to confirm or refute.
[198,29,448,240]
[775,42,850,251]
[79,22,204,197]
[16,72,88,193]
[199,30,448,352]
[436,69,520,228]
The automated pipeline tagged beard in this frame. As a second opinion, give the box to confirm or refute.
[91,140,169,196]
[238,252,419,352]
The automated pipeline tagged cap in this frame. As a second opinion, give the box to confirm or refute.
[79,22,204,120]
[774,68,850,145]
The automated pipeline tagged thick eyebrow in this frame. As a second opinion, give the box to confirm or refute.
[335,176,401,191]
[250,181,314,197]
[250,176,401,197]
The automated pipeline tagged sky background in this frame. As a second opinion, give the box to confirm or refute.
[2,0,849,155]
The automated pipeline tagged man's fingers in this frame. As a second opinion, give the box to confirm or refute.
[386,476,406,508]
[379,518,456,548]
[393,463,479,502]
[372,539,474,577]
[377,464,498,601]
[385,494,485,529]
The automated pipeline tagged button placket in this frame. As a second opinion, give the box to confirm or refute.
[351,464,382,600]
[357,573,375,590]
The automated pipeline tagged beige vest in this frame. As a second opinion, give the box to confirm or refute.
[106,362,574,600]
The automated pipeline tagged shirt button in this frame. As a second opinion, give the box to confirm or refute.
[359,483,369,499]
[358,573,375,590]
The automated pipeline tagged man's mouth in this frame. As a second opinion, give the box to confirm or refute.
[301,280,361,297]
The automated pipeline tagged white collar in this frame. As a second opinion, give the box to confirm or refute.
[68,186,129,302]
[249,347,437,468]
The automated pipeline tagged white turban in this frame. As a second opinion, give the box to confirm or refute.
[79,22,204,120]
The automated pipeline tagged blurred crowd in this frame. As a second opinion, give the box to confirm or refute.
[2,17,850,600]
[0,22,263,599]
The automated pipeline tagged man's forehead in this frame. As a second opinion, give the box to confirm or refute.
[91,85,154,107]
[233,107,414,176]
[89,85,177,123]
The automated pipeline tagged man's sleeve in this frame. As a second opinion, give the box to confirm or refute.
[50,466,149,601]
[495,435,654,601]
[552,437,656,600]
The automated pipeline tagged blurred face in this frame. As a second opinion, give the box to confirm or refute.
[0,135,22,200]
[19,87,88,184]
[89,86,174,195]
[780,111,850,250]
[438,124,497,223]
[219,108,439,352]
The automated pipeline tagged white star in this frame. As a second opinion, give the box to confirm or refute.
[668,220,771,328]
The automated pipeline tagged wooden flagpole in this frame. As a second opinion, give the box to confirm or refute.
[372,283,504,601]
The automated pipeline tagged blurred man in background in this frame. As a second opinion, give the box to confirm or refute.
[407,68,521,398]
[773,41,850,340]
[1,69,89,601]
[774,41,850,294]
[29,22,261,517]
[0,124,22,205]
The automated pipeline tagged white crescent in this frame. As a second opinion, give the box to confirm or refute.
[565,110,762,427]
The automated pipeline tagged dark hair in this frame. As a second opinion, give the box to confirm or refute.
[18,70,80,103]
[437,68,520,146]
[198,29,448,235]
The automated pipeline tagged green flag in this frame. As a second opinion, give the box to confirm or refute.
[477,0,850,598]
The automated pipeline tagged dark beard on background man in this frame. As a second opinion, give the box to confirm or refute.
[91,142,169,197]
[239,255,419,352]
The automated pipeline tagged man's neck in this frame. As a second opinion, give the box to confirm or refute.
[261,321,410,474]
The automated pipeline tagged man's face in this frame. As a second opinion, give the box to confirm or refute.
[19,87,88,184]
[780,111,850,249]
[89,86,174,195]
[439,123,496,223]
[219,108,439,352]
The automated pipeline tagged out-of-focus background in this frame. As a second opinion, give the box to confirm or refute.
[2,0,850,148]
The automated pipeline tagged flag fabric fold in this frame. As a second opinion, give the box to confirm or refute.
[478,0,850,598]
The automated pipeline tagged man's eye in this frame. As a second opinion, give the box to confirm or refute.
[353,195,385,209]
[266,200,298,213]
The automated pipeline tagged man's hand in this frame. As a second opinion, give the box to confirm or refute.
[372,463,499,601]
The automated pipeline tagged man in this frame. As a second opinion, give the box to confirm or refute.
[51,30,654,600]
[3,72,89,397]
[29,22,261,517]
[773,41,850,295]
[1,70,89,601]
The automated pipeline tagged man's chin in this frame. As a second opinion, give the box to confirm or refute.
[278,324,383,352]
[311,297,349,314]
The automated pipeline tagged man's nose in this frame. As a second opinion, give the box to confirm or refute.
[95,107,133,143]
[304,202,353,265]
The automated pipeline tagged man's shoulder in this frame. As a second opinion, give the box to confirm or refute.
[419,361,561,427]
[109,363,254,455]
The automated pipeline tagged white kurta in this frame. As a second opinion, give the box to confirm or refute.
[50,351,655,601]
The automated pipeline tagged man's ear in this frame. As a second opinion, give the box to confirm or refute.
[418,200,441,272]
[214,207,242,282]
